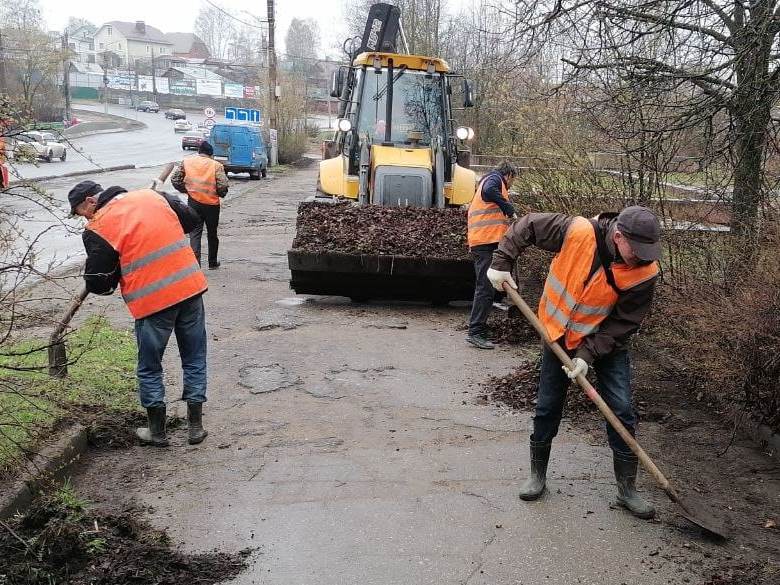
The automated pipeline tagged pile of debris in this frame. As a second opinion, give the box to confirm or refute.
[481,358,596,416]
[291,202,469,259]
[0,491,251,584]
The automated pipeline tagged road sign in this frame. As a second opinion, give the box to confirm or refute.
[203,118,216,129]
[225,107,261,123]
[204,107,216,118]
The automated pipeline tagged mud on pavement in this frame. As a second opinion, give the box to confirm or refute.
[58,162,778,585]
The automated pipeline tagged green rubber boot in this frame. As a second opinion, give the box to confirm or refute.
[187,402,208,445]
[519,438,551,501]
[136,405,169,447]
[614,450,656,519]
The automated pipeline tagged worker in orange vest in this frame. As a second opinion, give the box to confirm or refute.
[487,206,662,519]
[171,141,229,269]
[69,179,210,448]
[465,161,518,349]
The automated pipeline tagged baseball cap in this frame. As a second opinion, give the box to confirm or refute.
[616,206,661,262]
[68,180,103,214]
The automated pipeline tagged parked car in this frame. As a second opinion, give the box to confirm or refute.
[164,108,186,120]
[174,119,193,133]
[136,101,160,113]
[12,131,67,162]
[210,123,268,179]
[181,130,205,150]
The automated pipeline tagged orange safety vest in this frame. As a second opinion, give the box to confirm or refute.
[87,189,208,320]
[539,216,659,350]
[467,173,511,248]
[183,156,222,206]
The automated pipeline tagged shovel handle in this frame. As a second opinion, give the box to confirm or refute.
[502,283,672,493]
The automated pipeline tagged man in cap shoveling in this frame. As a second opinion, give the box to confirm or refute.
[68,179,210,448]
[487,206,662,519]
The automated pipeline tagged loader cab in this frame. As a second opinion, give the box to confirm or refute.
[320,52,477,207]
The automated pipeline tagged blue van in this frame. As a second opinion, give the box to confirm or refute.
[209,123,268,179]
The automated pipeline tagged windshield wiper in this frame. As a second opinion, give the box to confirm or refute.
[373,65,408,101]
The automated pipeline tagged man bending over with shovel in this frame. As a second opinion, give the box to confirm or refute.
[487,206,661,519]
[69,179,210,448]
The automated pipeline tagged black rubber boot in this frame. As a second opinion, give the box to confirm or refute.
[519,438,551,501]
[187,402,208,445]
[466,334,495,350]
[136,405,169,447]
[613,450,656,519]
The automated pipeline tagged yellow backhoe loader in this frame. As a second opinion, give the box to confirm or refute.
[287,3,478,302]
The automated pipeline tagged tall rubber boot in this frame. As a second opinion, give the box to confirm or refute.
[136,405,169,447]
[519,438,551,501]
[613,450,656,519]
[187,402,208,445]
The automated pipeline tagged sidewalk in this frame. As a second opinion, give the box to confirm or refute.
[71,164,709,584]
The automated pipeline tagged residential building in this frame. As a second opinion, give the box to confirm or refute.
[166,33,210,59]
[93,21,174,68]
[66,25,97,64]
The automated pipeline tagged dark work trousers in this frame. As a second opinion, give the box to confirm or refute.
[188,197,220,267]
[468,244,498,337]
[532,345,637,453]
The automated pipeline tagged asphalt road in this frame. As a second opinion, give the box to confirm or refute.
[8,103,209,180]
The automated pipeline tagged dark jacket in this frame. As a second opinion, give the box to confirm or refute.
[82,187,201,295]
[479,171,515,218]
[491,212,657,364]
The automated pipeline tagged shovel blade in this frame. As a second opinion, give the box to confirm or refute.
[668,490,731,540]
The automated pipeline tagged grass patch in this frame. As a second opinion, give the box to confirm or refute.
[0,316,137,472]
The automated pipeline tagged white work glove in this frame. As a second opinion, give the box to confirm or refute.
[150,179,165,192]
[562,357,588,380]
[486,268,517,292]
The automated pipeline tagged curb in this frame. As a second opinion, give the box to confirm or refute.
[0,424,89,520]
[9,164,137,185]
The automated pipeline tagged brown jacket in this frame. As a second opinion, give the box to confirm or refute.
[491,212,657,364]
[171,154,229,200]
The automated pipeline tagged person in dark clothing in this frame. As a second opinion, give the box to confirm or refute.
[171,141,229,269]
[487,206,662,519]
[465,161,518,349]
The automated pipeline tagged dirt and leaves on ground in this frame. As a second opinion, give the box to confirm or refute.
[0,316,139,477]
[291,201,469,259]
[0,482,251,585]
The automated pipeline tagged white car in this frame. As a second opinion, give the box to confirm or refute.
[174,120,193,133]
[13,131,67,162]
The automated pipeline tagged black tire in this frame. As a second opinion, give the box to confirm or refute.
[182,146,187,150]
[261,167,267,178]
[60,150,66,161]
[44,151,52,163]
[249,171,260,180]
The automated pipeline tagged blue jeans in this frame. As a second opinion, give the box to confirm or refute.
[532,345,636,452]
[134,294,207,408]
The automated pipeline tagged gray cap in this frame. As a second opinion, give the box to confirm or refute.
[616,206,661,261]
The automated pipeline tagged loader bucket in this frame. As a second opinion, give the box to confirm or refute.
[287,250,475,303]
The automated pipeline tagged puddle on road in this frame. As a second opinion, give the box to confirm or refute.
[276,297,307,307]
[238,363,300,394]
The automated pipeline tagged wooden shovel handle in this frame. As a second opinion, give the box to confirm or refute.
[502,283,672,493]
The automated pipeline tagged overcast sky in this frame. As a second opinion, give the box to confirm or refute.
[40,0,351,56]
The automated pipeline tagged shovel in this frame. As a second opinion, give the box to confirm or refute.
[47,163,177,378]
[502,283,730,539]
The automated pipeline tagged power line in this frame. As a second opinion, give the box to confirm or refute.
[202,0,269,29]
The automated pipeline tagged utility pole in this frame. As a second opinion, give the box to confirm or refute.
[267,0,277,130]
[62,32,72,122]
[151,48,157,97]
[0,32,7,94]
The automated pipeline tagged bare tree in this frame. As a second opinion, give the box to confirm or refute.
[285,18,321,65]
[194,2,238,60]
[504,0,780,250]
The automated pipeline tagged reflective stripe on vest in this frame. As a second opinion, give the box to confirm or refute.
[538,216,659,350]
[87,189,208,320]
[467,174,510,247]
[183,156,220,205]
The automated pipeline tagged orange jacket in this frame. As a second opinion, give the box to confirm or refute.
[87,189,208,319]
[467,175,511,248]
[539,216,659,350]
[182,156,222,205]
